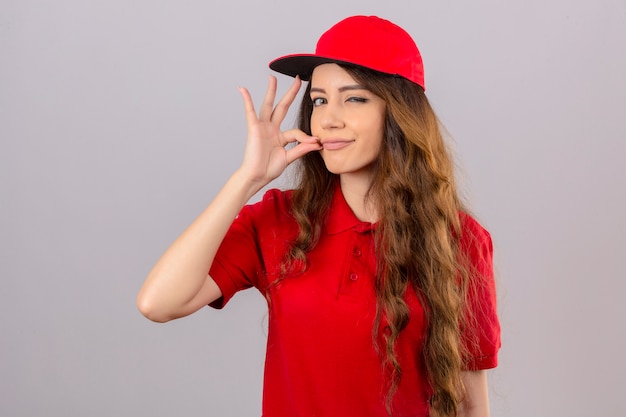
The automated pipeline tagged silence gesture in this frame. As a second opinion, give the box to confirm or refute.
[237,75,321,188]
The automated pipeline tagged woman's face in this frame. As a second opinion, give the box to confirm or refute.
[309,64,386,180]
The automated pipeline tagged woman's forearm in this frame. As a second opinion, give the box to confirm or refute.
[136,169,263,322]
[136,76,319,323]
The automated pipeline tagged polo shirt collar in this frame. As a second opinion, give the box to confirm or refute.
[326,181,377,235]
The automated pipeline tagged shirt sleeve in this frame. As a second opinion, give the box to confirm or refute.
[208,201,265,309]
[459,214,501,370]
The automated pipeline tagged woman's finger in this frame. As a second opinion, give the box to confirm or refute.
[238,87,258,125]
[282,128,319,145]
[285,141,323,165]
[270,76,302,125]
[258,76,278,121]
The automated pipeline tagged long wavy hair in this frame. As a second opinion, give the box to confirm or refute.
[283,64,478,417]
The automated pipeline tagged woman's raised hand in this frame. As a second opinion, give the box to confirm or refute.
[237,75,321,187]
[138,77,321,322]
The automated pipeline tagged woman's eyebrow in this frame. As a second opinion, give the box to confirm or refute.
[310,85,367,94]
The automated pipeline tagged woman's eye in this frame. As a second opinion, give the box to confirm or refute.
[347,96,368,103]
[312,97,326,106]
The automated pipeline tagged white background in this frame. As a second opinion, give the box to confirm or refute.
[2,0,625,416]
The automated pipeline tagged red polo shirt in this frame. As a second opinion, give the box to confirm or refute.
[209,184,500,417]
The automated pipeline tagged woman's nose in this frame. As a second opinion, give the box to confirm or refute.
[319,103,345,130]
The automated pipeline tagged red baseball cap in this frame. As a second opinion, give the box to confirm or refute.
[269,15,425,89]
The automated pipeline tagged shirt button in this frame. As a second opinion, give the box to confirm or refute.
[353,248,362,257]
[349,273,358,281]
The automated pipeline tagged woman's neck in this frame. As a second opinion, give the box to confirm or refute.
[339,173,378,223]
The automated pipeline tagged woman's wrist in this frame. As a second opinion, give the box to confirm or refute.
[228,168,268,202]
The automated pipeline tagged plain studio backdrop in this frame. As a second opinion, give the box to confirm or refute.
[1,0,625,416]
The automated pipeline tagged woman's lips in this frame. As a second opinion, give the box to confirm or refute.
[321,139,354,150]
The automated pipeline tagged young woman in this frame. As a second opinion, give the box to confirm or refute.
[137,15,500,417]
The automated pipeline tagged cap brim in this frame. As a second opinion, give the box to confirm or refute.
[269,54,356,81]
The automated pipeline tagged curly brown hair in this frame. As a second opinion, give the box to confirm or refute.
[283,64,480,417]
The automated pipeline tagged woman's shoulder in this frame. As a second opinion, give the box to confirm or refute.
[459,211,490,235]
[260,187,294,202]
[239,188,295,224]
[251,188,294,211]
[458,211,493,253]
